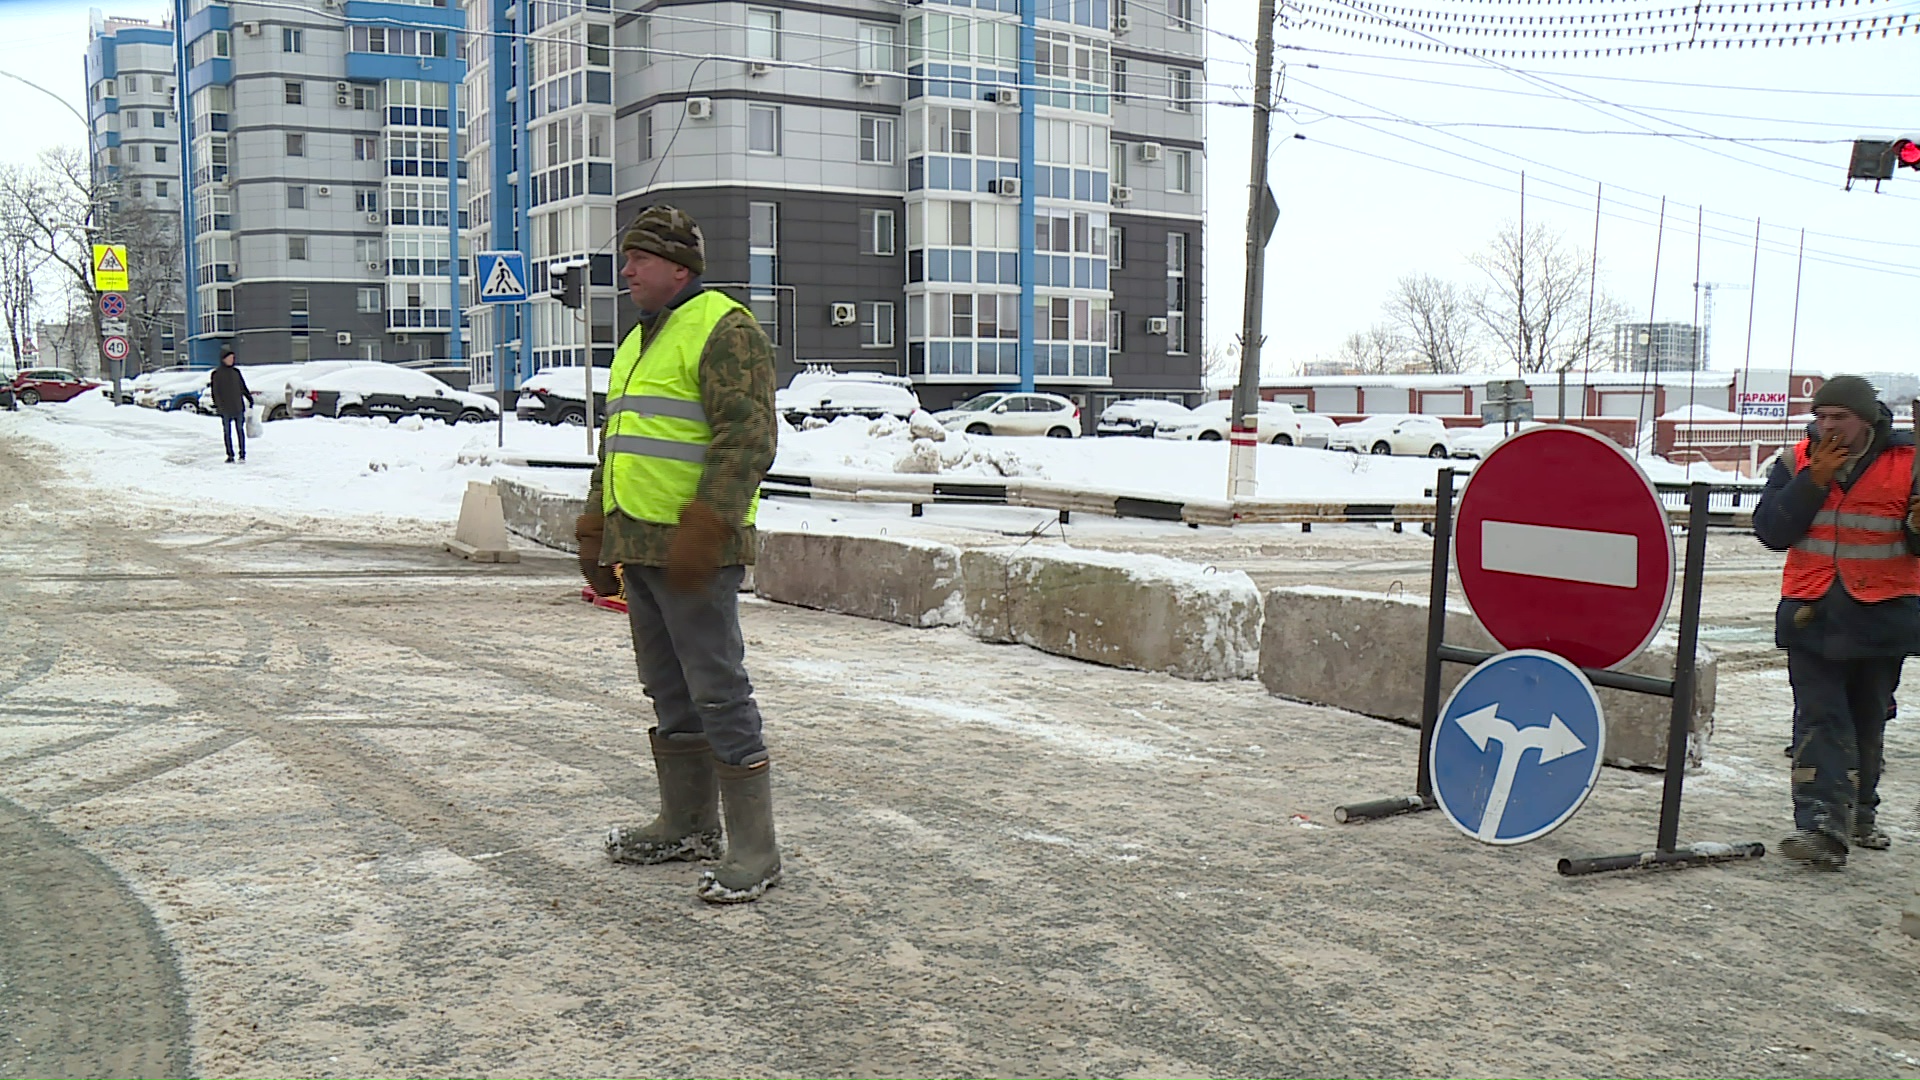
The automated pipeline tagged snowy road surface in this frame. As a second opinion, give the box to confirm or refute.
[3,407,1920,1077]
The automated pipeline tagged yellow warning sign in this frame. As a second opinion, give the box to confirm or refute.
[92,244,129,292]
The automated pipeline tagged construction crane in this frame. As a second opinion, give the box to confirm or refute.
[1693,281,1751,369]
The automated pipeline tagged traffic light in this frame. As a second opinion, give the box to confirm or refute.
[549,260,585,309]
[1900,138,1920,170]
[1847,137,1920,186]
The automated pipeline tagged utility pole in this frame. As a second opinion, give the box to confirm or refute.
[1228,0,1279,501]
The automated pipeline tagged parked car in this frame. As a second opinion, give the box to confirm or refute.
[933,391,1081,437]
[117,365,196,405]
[1449,420,1545,459]
[203,361,384,420]
[12,368,105,405]
[776,372,920,425]
[1326,414,1453,457]
[1096,398,1193,437]
[1294,412,1338,449]
[0,380,14,410]
[1154,399,1303,445]
[288,365,500,423]
[516,366,611,426]
[151,371,213,412]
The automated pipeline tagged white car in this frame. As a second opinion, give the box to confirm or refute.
[1294,412,1338,449]
[288,364,499,423]
[1449,420,1546,459]
[197,362,374,420]
[1154,399,1303,445]
[1096,398,1193,437]
[516,366,612,426]
[133,370,212,410]
[777,379,921,425]
[933,391,1081,437]
[1327,414,1454,458]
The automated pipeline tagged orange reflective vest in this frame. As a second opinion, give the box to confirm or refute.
[1782,438,1920,602]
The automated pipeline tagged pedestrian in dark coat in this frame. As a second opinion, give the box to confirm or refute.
[209,349,255,463]
[1753,375,1920,869]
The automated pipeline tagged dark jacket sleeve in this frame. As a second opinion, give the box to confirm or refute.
[692,310,778,525]
[1753,449,1826,552]
[237,370,253,404]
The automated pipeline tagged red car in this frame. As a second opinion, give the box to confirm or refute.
[11,368,104,405]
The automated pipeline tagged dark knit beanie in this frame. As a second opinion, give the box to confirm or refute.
[619,204,706,276]
[1811,375,1879,421]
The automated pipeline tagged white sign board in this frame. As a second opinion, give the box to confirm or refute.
[1738,392,1788,419]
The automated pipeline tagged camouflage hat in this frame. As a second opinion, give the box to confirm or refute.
[620,204,706,276]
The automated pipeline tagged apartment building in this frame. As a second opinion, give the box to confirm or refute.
[85,11,185,369]
[461,0,621,393]
[609,0,1205,415]
[172,0,469,366]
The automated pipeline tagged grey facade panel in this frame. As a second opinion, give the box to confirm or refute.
[231,280,389,360]
[615,186,906,386]
[1107,211,1203,393]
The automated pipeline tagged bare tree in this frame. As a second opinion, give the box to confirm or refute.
[1385,273,1479,374]
[3,148,104,368]
[1468,223,1622,373]
[1336,323,1404,374]
[111,199,185,373]
[1200,340,1240,384]
[0,164,44,369]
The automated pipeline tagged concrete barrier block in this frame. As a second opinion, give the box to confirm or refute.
[754,531,965,628]
[495,476,586,554]
[1260,585,1714,770]
[959,547,1016,642]
[1002,548,1262,681]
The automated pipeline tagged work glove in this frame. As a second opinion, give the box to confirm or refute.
[575,512,622,598]
[666,501,730,595]
[1806,432,1849,489]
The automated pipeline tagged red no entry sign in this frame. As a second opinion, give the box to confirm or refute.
[1456,425,1675,670]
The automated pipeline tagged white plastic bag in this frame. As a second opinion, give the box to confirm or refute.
[245,407,263,439]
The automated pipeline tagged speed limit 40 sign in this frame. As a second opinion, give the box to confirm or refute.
[102,335,130,362]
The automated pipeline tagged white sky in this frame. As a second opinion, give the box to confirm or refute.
[4,0,1916,376]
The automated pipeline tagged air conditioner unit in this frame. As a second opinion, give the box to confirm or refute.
[335,81,349,93]
[335,331,352,345]
[335,93,350,106]
[240,20,261,35]
[367,260,382,271]
[858,72,881,88]
[987,87,1019,106]
[1112,13,1132,33]
[829,302,858,326]
[322,0,339,8]
[749,61,771,76]
[393,334,410,344]
[1145,316,1169,335]
[366,211,381,223]
[316,185,331,196]
[989,177,1020,197]
[686,96,713,120]
[1110,183,1133,203]
[1137,142,1164,162]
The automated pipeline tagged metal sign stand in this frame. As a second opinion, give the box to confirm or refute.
[1334,470,1766,875]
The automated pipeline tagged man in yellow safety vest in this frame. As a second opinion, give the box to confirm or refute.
[575,205,781,903]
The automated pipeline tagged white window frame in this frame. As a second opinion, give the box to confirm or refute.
[748,104,781,155]
[858,114,894,164]
[288,235,308,260]
[862,301,895,348]
[282,27,304,52]
[1168,67,1192,112]
[1168,148,1192,193]
[860,208,895,256]
[746,9,781,61]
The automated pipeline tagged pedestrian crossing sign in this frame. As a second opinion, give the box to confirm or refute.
[92,244,129,292]
[477,251,529,303]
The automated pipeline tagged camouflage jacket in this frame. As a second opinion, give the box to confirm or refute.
[587,284,778,567]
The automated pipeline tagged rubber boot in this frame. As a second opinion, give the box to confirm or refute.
[697,753,781,903]
[605,729,723,864]
[1779,829,1847,871]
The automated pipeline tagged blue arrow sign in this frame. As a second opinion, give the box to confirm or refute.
[476,251,529,304]
[1429,649,1606,845]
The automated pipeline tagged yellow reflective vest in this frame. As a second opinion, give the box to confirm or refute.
[602,290,759,527]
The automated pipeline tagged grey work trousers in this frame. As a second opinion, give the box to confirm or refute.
[621,563,765,766]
